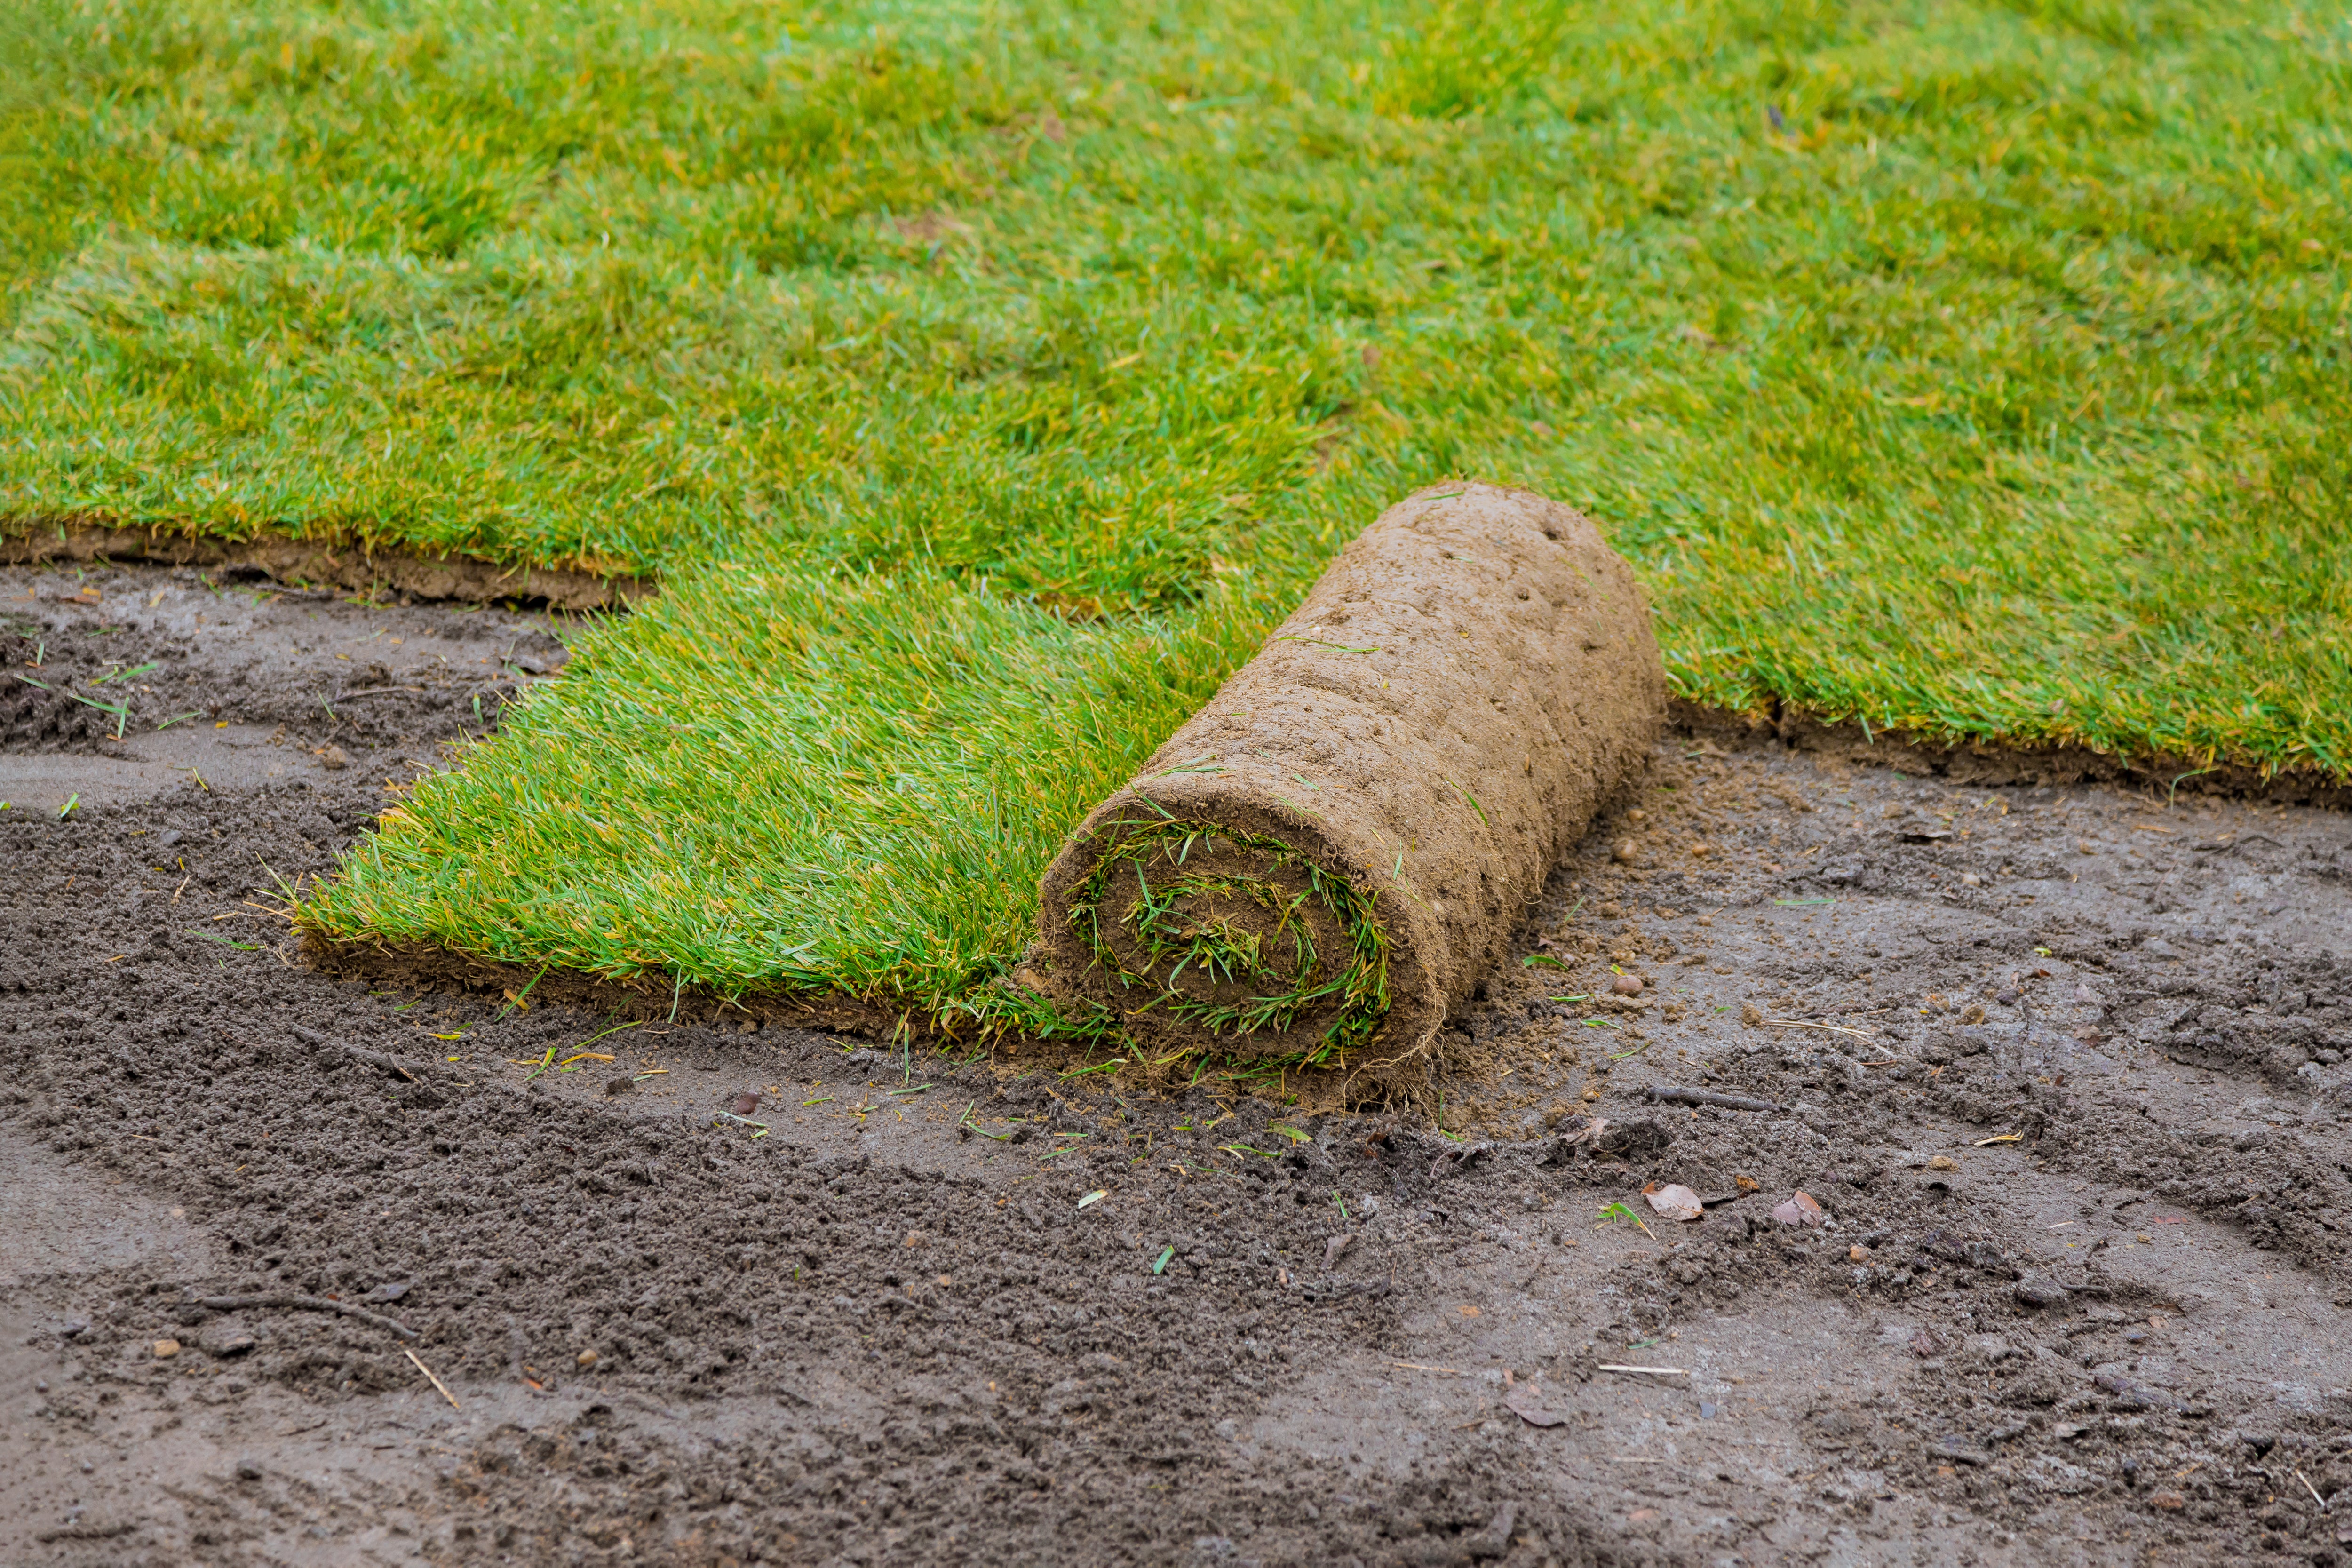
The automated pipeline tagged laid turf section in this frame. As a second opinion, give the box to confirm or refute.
[3,0,2347,1015]
[317,562,1262,1028]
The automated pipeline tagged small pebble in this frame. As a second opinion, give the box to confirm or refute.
[731,1091,761,1116]
[317,744,351,771]
[1611,975,1643,996]
[577,1349,599,1368]
[1611,839,1638,864]
[153,1339,180,1359]
[1927,1154,1958,1171]
[2013,1275,2069,1309]
[1848,1244,1872,1263]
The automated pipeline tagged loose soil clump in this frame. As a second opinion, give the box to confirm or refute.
[7,562,2352,1568]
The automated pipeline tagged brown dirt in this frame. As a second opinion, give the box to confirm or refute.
[8,561,2352,1568]
[1033,483,1662,1075]
[1678,698,2352,813]
[2,525,649,614]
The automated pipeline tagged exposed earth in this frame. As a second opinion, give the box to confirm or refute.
[5,562,2352,1567]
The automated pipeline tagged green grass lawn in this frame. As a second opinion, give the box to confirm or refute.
[4,0,2347,1029]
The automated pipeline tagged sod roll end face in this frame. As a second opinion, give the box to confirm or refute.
[1033,483,1662,1080]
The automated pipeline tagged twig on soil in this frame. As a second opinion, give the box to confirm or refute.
[1596,1364,1689,1377]
[405,1347,461,1409]
[1389,1361,1466,1375]
[2296,1468,2328,1512]
[193,1293,417,1340]
[1762,1018,1874,1039]
[1643,1086,1778,1113]
[294,1026,431,1085]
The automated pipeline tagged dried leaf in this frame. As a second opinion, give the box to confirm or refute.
[1770,1190,1825,1227]
[1504,1381,1570,1427]
[1642,1182,1704,1222]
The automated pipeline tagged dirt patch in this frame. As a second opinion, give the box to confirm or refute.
[1,563,569,812]
[2,525,649,614]
[1681,697,2352,812]
[7,561,2352,1567]
[1033,483,1661,1078]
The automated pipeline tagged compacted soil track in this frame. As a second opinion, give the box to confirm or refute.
[5,563,2352,1567]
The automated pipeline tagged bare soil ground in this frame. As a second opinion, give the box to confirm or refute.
[5,563,2352,1568]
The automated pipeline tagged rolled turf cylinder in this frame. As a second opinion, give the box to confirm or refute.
[1030,481,1663,1077]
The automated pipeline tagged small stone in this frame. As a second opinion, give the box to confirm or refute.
[2150,1490,2186,1511]
[1740,1003,1764,1027]
[153,1339,181,1359]
[577,1349,599,1368]
[1611,975,1643,996]
[235,1460,263,1481]
[731,1091,761,1116]
[1611,839,1638,864]
[1927,1154,1958,1172]
[2136,1233,2153,1244]
[197,1323,256,1357]
[1960,873,1981,887]
[2013,1275,2069,1309]
[317,744,351,771]
[1849,1244,1872,1263]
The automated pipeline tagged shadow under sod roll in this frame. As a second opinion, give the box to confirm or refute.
[1029,482,1663,1082]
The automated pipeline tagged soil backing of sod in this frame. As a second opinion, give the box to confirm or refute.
[2,524,650,613]
[1031,484,1661,1081]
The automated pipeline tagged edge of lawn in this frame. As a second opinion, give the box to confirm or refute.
[1,517,653,612]
[292,694,2352,1067]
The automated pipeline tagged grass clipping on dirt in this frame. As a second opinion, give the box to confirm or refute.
[4,0,2346,1018]
[1030,484,1660,1076]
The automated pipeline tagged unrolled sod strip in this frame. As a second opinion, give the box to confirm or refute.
[1029,482,1663,1079]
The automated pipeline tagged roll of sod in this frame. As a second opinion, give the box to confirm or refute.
[1031,482,1663,1076]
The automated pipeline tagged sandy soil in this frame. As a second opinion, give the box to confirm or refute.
[5,562,2352,1568]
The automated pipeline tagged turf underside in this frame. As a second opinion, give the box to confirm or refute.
[3,0,2348,1024]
